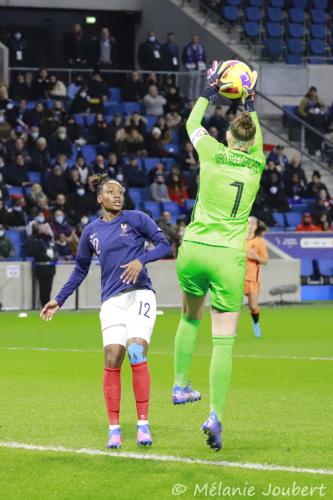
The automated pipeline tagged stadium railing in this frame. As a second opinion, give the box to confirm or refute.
[0,41,9,86]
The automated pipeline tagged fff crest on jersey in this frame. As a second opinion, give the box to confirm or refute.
[120,223,128,236]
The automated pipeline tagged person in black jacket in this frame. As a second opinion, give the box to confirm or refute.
[31,68,51,100]
[161,32,180,72]
[31,137,51,173]
[43,164,68,200]
[26,223,58,306]
[122,71,146,102]
[9,73,31,100]
[138,32,162,71]
[49,127,72,158]
[123,156,148,188]
[5,154,31,187]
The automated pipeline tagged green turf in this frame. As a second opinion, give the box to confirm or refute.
[0,305,332,499]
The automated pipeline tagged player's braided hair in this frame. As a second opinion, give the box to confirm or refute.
[229,111,256,144]
[91,174,121,195]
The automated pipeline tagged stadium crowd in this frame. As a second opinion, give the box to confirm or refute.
[0,66,332,264]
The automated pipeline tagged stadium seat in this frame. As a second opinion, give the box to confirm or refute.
[248,0,263,6]
[146,115,157,131]
[290,0,308,8]
[319,259,333,276]
[104,103,124,115]
[289,202,308,212]
[6,229,25,259]
[161,158,174,171]
[109,87,122,103]
[85,114,96,127]
[243,21,261,38]
[142,201,161,220]
[227,0,241,5]
[273,212,286,227]
[301,258,314,276]
[267,7,283,22]
[245,7,261,21]
[285,212,302,228]
[222,6,241,22]
[266,22,283,37]
[144,157,160,172]
[171,130,179,143]
[74,114,85,127]
[81,145,97,164]
[161,201,181,223]
[264,38,283,58]
[185,199,196,212]
[310,23,326,38]
[313,0,327,9]
[310,9,326,24]
[123,101,141,115]
[288,23,304,38]
[287,38,304,55]
[164,143,179,155]
[285,53,303,63]
[309,38,326,56]
[270,0,285,7]
[27,171,42,184]
[288,8,305,23]
[7,186,23,198]
[128,188,143,206]
[26,100,37,109]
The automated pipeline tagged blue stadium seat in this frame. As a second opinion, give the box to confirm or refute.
[301,258,314,276]
[27,171,42,184]
[270,0,285,7]
[288,8,305,22]
[109,87,122,103]
[164,143,179,155]
[222,6,241,22]
[142,201,161,220]
[266,22,283,37]
[171,130,179,143]
[289,203,308,212]
[6,229,25,259]
[185,199,196,212]
[123,101,141,115]
[227,0,241,5]
[244,21,261,38]
[71,144,77,160]
[161,201,181,223]
[161,158,174,171]
[74,114,85,127]
[319,259,333,276]
[291,0,308,8]
[248,0,263,6]
[104,103,124,115]
[287,38,304,54]
[288,23,304,38]
[7,186,23,198]
[285,53,303,63]
[313,0,327,9]
[81,145,97,164]
[85,114,96,127]
[128,188,143,206]
[310,23,326,38]
[264,38,283,58]
[310,9,326,23]
[26,101,37,109]
[273,212,285,227]
[285,211,302,228]
[245,7,261,21]
[144,157,161,172]
[267,7,283,22]
[146,115,157,131]
[309,38,326,55]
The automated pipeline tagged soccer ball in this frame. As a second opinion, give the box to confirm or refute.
[217,60,254,99]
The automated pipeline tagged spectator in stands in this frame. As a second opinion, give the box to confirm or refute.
[312,189,332,223]
[178,140,199,172]
[5,154,30,187]
[91,27,117,68]
[88,113,111,145]
[67,168,82,194]
[261,160,282,192]
[52,193,68,214]
[149,174,170,202]
[0,225,15,259]
[182,34,206,100]
[65,115,85,146]
[125,127,146,156]
[0,86,9,111]
[161,32,180,72]
[168,173,188,207]
[306,170,329,198]
[55,232,73,259]
[146,127,165,157]
[25,101,47,128]
[286,173,307,200]
[9,31,28,67]
[126,111,147,136]
[299,86,326,156]
[148,161,165,184]
[155,116,172,144]
[66,23,88,67]
[26,223,57,306]
[49,127,72,158]
[0,199,9,226]
[31,68,51,100]
[26,209,53,237]
[30,137,51,173]
[7,98,29,129]
[74,154,91,185]
[0,168,8,202]
[138,32,162,71]
[317,213,333,232]
[43,164,68,200]
[27,126,40,154]
[156,210,179,256]
[67,184,97,223]
[164,85,184,114]
[51,209,73,240]
[91,154,106,175]
[67,74,84,101]
[266,145,289,170]
[70,84,91,114]
[26,183,48,214]
[106,152,123,179]
[143,85,167,116]
[296,213,318,232]
[7,137,31,165]
[264,172,289,212]
[122,71,146,102]
[109,113,124,135]
[284,155,307,187]
[187,171,199,200]
[124,156,148,188]
[206,105,228,142]
[176,218,187,246]
[6,197,28,227]
[0,110,12,140]
[10,73,31,100]
[87,71,109,112]
[48,75,66,99]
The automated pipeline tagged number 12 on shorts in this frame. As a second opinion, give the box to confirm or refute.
[139,301,150,318]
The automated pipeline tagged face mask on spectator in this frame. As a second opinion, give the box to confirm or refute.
[0,230,4,237]
[13,206,22,212]
[148,36,156,42]
[59,132,66,140]
[77,188,85,196]
[116,174,123,182]
[81,216,89,225]
[0,160,4,168]
[0,117,5,124]
[14,32,22,40]
[31,132,39,140]
[36,215,45,224]
[55,215,64,224]
[80,91,87,98]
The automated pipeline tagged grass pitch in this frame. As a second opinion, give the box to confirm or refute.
[0,305,332,499]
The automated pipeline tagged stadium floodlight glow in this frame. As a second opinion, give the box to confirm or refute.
[86,16,96,24]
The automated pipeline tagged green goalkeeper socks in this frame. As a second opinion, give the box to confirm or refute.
[174,315,200,387]
[210,336,235,421]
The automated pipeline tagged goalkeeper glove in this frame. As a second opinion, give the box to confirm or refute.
[242,70,258,112]
[201,60,233,100]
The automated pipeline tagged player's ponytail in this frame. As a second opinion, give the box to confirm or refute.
[91,173,110,194]
[255,220,268,237]
[230,111,256,144]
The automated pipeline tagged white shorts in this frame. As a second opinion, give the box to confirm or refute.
[99,289,157,348]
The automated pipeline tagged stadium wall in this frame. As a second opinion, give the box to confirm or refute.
[0,258,300,310]
[0,0,142,10]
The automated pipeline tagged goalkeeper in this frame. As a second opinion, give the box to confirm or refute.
[172,61,265,451]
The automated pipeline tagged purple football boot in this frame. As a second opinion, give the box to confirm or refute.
[106,427,122,449]
[172,383,201,405]
[201,412,222,451]
[137,423,152,447]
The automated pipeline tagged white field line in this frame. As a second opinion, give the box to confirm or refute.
[0,441,332,476]
[0,346,332,361]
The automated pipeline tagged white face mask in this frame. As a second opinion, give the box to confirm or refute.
[59,133,66,140]
[0,117,5,124]
[81,217,89,225]
[36,215,45,224]
[55,215,64,224]
[148,36,156,42]
[15,32,22,40]
[31,132,39,140]
[116,174,124,182]
[13,206,22,211]
[77,188,85,197]
[0,230,5,237]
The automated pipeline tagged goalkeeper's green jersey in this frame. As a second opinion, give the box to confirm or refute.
[184,97,265,252]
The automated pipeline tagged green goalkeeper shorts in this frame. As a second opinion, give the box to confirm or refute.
[176,240,246,312]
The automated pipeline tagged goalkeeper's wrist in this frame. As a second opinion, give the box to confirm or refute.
[245,98,255,112]
[201,86,217,100]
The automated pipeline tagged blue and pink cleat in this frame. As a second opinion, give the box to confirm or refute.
[172,384,201,405]
[201,412,222,452]
[137,423,153,447]
[253,323,262,338]
[106,427,122,449]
